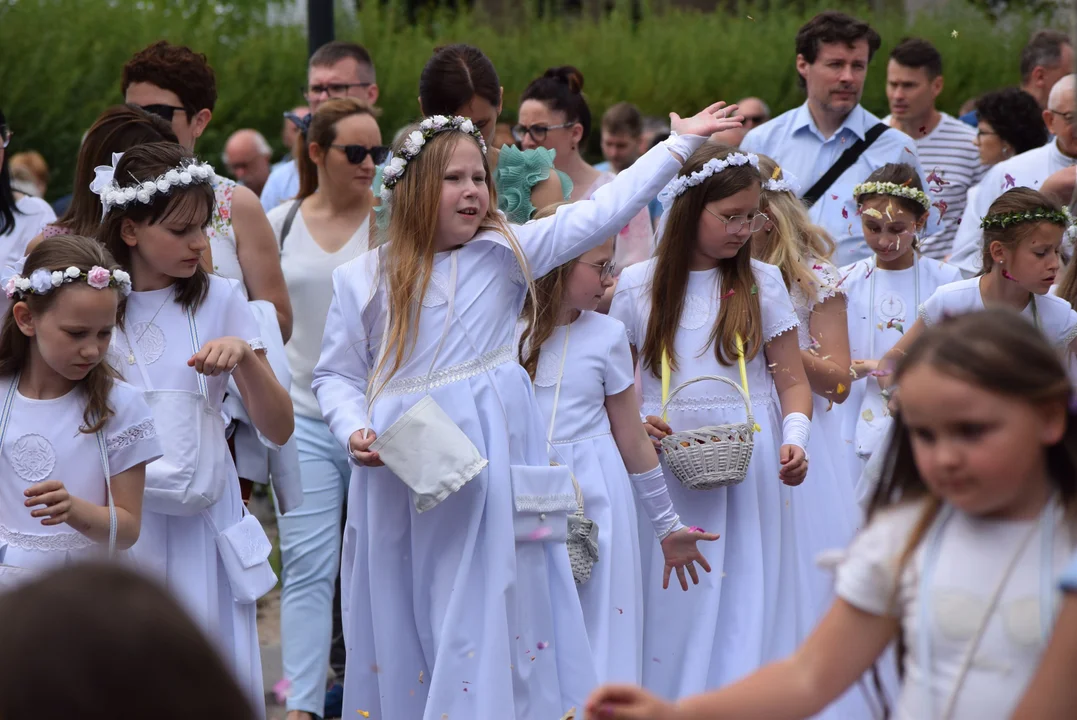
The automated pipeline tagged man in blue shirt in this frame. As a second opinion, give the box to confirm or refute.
[741,11,934,265]
[260,41,379,212]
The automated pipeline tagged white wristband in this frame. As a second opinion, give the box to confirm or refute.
[781,412,811,450]
[662,132,708,162]
[628,465,684,540]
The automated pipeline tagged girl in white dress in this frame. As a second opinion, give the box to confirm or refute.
[587,309,1077,720]
[609,144,813,699]
[95,142,294,717]
[518,204,717,685]
[311,104,739,720]
[879,187,1077,395]
[840,164,962,498]
[0,235,160,574]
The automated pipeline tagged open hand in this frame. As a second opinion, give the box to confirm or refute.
[188,336,249,376]
[348,429,383,467]
[661,526,720,591]
[643,415,672,452]
[25,480,74,526]
[670,101,744,140]
[585,684,678,720]
[779,444,808,486]
[851,359,878,381]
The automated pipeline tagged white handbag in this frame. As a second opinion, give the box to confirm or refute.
[367,252,488,513]
[0,373,117,592]
[854,378,891,460]
[120,306,230,515]
[201,504,277,604]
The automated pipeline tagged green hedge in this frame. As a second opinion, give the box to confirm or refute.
[0,0,1036,202]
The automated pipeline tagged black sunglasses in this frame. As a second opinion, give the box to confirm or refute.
[331,144,390,165]
[138,103,186,123]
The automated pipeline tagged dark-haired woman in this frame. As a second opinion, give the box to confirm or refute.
[418,44,570,224]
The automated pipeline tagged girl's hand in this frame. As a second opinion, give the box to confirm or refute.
[348,429,383,467]
[670,101,744,139]
[661,527,720,591]
[851,359,878,381]
[188,337,250,376]
[25,480,74,526]
[779,444,808,486]
[585,684,679,720]
[643,415,672,452]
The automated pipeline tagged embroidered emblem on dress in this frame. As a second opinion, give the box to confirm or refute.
[421,270,449,308]
[534,339,563,387]
[1002,596,1042,647]
[678,293,711,330]
[934,589,987,641]
[10,433,56,483]
[132,321,167,364]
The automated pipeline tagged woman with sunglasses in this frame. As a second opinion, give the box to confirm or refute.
[0,108,56,311]
[265,97,382,720]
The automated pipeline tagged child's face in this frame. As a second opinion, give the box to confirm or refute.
[693,184,762,267]
[565,238,615,313]
[122,202,210,284]
[992,222,1063,294]
[14,285,118,382]
[434,136,491,251]
[900,362,1065,518]
[859,196,923,263]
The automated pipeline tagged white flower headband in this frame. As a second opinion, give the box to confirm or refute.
[852,181,931,212]
[657,152,760,211]
[762,167,801,195]
[5,266,132,300]
[379,115,487,203]
[89,151,216,214]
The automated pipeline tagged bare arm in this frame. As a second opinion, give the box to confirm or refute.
[529,169,566,216]
[1011,592,1077,720]
[877,317,926,391]
[802,294,852,403]
[231,185,294,343]
[232,347,294,446]
[767,330,813,418]
[606,385,660,474]
[27,465,146,549]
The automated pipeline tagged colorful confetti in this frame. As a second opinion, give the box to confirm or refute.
[836,383,847,394]
[720,289,735,300]
[932,199,949,219]
[273,679,292,705]
[861,409,875,422]
[528,526,552,541]
[951,29,959,38]
[926,169,949,186]
[358,712,371,718]
[1004,173,1016,189]
[862,208,883,219]
[842,207,849,219]
[536,641,549,650]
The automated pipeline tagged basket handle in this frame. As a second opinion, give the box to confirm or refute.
[659,374,754,424]
[570,471,584,513]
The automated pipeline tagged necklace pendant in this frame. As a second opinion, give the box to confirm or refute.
[127,351,136,365]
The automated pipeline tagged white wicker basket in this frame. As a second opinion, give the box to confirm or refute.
[566,472,599,584]
[659,375,755,490]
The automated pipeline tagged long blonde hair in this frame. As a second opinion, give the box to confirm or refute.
[371,129,533,398]
[753,155,836,293]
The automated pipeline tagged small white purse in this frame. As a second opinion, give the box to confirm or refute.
[202,505,277,604]
[367,252,488,512]
[854,378,891,460]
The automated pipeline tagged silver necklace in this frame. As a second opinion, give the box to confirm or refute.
[125,287,174,365]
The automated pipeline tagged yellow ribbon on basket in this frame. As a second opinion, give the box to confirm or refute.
[661,335,761,432]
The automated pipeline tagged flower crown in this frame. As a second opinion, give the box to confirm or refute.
[379,116,487,203]
[852,181,931,211]
[5,266,132,300]
[89,151,216,213]
[762,166,801,195]
[657,152,761,210]
[980,206,1077,242]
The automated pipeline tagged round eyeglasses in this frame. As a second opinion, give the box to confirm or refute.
[704,207,770,234]
[579,258,617,282]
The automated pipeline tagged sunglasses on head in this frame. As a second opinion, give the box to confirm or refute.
[138,103,186,123]
[331,144,390,165]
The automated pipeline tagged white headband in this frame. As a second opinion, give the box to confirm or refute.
[657,152,760,211]
[89,152,216,214]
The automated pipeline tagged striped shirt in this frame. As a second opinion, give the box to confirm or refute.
[883,112,986,259]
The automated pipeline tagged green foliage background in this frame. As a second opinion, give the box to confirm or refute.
[0,0,1043,200]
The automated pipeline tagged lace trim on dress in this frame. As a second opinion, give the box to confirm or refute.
[764,315,800,343]
[1060,324,1077,349]
[106,419,157,453]
[641,391,775,415]
[381,344,514,396]
[918,304,933,326]
[0,524,94,552]
[551,431,613,445]
[514,493,577,514]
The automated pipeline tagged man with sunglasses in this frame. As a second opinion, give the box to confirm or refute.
[260,41,379,213]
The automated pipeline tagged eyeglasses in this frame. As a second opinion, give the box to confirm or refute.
[976,128,998,139]
[1049,109,1076,126]
[0,125,10,149]
[579,258,617,282]
[303,83,373,100]
[330,144,390,165]
[137,104,186,123]
[511,122,574,144]
[704,207,769,234]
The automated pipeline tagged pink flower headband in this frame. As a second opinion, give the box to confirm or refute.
[5,266,132,300]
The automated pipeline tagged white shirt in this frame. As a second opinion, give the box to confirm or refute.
[950,141,1077,276]
[882,113,986,259]
[741,103,937,266]
[1,196,55,280]
[268,203,371,419]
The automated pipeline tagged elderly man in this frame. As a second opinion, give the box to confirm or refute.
[741,11,934,265]
[223,129,273,197]
[260,41,379,211]
[949,75,1077,276]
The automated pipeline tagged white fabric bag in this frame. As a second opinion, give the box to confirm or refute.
[0,374,117,592]
[854,377,891,460]
[367,252,488,513]
[120,305,230,515]
[202,504,277,603]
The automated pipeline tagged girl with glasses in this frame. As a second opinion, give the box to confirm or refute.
[266,97,383,720]
[609,144,813,700]
[517,203,717,685]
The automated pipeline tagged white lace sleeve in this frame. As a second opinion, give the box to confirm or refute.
[754,260,799,342]
[813,260,847,304]
[249,337,267,352]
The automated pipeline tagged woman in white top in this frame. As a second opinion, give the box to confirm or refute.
[266,97,380,720]
[587,309,1077,720]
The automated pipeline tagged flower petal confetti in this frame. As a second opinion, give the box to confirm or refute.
[861,409,875,422]
[273,678,292,705]
[951,29,959,38]
[1003,173,1016,189]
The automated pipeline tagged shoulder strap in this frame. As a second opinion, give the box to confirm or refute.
[279,199,302,250]
[801,123,889,208]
